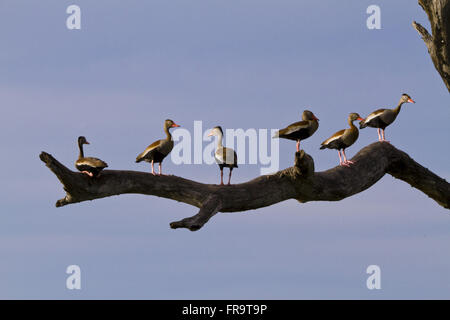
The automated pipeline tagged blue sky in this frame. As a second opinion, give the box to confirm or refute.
[0,0,449,299]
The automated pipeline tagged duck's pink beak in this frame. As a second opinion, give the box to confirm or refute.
[171,123,180,127]
[408,98,415,103]
[313,115,319,121]
[207,131,213,137]
[357,117,364,121]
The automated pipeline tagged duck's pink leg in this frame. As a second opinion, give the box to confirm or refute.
[151,161,156,175]
[220,168,224,185]
[159,163,162,176]
[340,150,350,167]
[377,128,382,141]
[227,169,232,185]
[81,171,94,177]
[342,149,354,165]
[296,140,300,152]
[381,129,390,143]
[338,150,349,166]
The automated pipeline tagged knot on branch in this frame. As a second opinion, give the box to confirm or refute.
[293,150,315,178]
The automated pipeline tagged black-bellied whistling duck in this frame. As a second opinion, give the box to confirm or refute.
[136,119,180,175]
[359,93,415,142]
[75,136,108,177]
[208,126,238,185]
[320,113,364,167]
[273,110,319,151]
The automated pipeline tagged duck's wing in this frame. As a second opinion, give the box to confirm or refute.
[363,108,387,123]
[76,157,108,169]
[321,129,346,146]
[158,139,174,156]
[276,120,310,137]
[136,139,162,161]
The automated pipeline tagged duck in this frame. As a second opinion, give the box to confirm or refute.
[273,110,319,151]
[208,126,238,185]
[75,136,108,177]
[136,119,180,175]
[320,113,364,167]
[359,93,415,142]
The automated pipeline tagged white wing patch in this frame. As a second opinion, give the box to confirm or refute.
[283,123,309,135]
[76,158,107,168]
[323,133,343,145]
[364,110,385,123]
[139,140,162,159]
[76,160,94,166]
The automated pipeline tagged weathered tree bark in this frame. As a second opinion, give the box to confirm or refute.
[413,0,450,91]
[40,142,450,231]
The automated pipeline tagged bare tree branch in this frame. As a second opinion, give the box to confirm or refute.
[40,142,450,231]
[413,0,450,91]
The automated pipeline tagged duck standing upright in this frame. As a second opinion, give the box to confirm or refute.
[320,113,364,167]
[359,93,415,142]
[136,119,180,175]
[208,126,238,185]
[75,136,108,177]
[273,110,319,151]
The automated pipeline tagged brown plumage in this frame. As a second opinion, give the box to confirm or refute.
[136,119,180,175]
[359,93,415,142]
[75,136,108,177]
[320,113,363,166]
[273,110,319,151]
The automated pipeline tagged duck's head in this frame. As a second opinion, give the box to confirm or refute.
[349,113,364,122]
[400,93,415,104]
[165,119,180,129]
[78,136,89,145]
[302,110,319,121]
[208,126,223,137]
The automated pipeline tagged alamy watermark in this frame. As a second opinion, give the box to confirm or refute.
[171,121,280,175]
[66,265,81,290]
[66,5,81,30]
[67,4,382,31]
[366,5,381,30]
[366,265,381,290]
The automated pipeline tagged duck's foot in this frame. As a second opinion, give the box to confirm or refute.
[81,171,94,177]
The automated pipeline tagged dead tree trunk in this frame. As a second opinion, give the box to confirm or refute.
[413,0,450,91]
[40,142,450,231]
